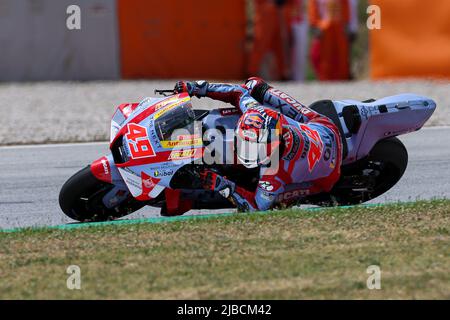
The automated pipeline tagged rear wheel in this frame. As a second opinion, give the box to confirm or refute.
[308,137,408,206]
[59,166,145,222]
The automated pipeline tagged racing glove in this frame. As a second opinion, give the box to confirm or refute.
[174,80,208,98]
[199,169,260,212]
[199,170,235,199]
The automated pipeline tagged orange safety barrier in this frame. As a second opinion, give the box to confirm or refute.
[118,0,247,79]
[370,0,450,79]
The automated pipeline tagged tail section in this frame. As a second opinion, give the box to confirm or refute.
[332,94,436,163]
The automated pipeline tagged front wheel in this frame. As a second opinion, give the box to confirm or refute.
[59,166,145,222]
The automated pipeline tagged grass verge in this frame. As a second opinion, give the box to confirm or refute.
[0,200,449,299]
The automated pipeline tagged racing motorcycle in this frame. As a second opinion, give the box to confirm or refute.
[59,89,436,222]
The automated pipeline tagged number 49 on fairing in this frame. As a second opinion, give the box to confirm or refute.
[126,123,155,159]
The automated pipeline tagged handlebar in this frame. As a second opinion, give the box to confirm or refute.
[154,89,175,97]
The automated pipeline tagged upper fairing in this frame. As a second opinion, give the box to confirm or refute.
[108,93,204,201]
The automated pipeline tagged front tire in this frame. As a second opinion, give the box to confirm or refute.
[59,166,145,222]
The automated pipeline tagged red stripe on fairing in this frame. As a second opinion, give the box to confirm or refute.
[91,156,112,183]
[110,93,189,148]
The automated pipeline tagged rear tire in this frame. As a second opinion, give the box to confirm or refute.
[310,137,408,206]
[59,166,145,222]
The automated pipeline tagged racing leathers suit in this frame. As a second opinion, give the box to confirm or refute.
[181,77,343,211]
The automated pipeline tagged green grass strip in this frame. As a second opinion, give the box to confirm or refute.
[0,201,415,234]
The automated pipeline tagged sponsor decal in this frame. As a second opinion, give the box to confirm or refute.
[139,172,161,200]
[219,107,240,116]
[241,130,257,140]
[282,128,301,161]
[117,167,142,198]
[123,166,139,177]
[153,169,174,177]
[160,138,202,148]
[277,189,310,202]
[154,96,179,111]
[90,156,112,183]
[153,103,176,120]
[101,159,109,175]
[147,119,162,148]
[143,177,157,189]
[283,130,293,149]
[157,161,179,169]
[258,178,282,192]
[270,89,304,111]
[245,101,260,110]
[361,106,369,119]
[168,148,197,160]
[243,112,265,129]
[259,181,274,191]
[177,134,200,140]
[125,175,141,190]
[153,96,190,120]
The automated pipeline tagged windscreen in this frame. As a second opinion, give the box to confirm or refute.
[154,102,197,141]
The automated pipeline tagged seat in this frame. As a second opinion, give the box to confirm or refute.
[341,105,361,134]
[308,100,352,158]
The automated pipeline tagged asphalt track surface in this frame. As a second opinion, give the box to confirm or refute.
[1,127,449,230]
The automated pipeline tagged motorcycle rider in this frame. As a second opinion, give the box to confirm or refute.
[174,77,342,211]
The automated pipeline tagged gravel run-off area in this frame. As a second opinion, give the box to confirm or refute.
[0,80,448,145]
